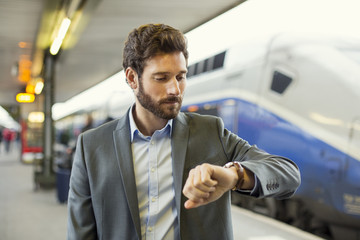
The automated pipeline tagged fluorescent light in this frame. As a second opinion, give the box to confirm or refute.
[50,38,63,55]
[58,18,71,38]
[0,106,20,130]
[28,112,45,123]
[34,81,44,94]
[50,18,71,55]
[16,93,35,103]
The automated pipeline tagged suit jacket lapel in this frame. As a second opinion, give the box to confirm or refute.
[171,112,189,224]
[113,112,141,239]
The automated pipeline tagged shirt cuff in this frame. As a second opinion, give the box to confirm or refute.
[236,174,260,196]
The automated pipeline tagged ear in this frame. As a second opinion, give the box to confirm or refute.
[125,67,138,90]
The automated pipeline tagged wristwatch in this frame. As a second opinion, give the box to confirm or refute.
[223,161,244,191]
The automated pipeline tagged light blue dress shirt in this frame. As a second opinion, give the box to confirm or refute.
[129,108,179,240]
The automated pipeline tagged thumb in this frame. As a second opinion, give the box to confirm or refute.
[184,199,203,209]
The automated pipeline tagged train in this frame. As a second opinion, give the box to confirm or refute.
[55,33,360,239]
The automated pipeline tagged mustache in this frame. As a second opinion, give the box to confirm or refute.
[159,96,182,104]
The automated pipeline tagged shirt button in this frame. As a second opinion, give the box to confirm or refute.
[152,197,156,202]
[148,227,153,232]
[151,167,155,173]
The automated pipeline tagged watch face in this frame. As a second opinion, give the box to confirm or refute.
[224,162,234,168]
[225,162,238,169]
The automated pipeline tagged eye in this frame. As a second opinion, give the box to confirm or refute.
[176,74,186,81]
[153,74,168,81]
[154,76,168,81]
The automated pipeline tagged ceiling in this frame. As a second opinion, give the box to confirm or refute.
[0,0,246,107]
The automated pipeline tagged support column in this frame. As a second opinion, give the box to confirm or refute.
[35,52,56,188]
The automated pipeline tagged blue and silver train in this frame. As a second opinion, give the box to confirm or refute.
[182,33,360,239]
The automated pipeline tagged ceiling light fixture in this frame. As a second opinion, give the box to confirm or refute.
[50,18,71,55]
[34,80,44,95]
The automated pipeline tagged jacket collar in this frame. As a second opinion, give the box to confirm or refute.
[112,109,190,239]
[113,109,142,238]
[171,112,189,226]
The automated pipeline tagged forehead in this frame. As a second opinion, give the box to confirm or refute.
[143,52,187,73]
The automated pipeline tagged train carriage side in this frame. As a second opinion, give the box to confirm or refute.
[256,37,360,238]
[183,35,360,239]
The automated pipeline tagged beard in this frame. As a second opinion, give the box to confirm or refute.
[136,80,183,120]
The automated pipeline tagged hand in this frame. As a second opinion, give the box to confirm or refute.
[182,163,238,209]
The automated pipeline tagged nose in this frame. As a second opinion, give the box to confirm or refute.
[167,77,181,96]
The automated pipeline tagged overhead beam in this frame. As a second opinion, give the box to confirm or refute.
[183,0,248,33]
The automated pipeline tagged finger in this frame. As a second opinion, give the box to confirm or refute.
[193,166,216,193]
[183,169,210,201]
[183,169,200,198]
[199,164,218,188]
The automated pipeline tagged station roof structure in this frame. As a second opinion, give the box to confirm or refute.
[0,0,246,106]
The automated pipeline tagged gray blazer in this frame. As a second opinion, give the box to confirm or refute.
[67,110,300,240]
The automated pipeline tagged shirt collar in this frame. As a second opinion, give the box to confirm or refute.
[129,104,173,142]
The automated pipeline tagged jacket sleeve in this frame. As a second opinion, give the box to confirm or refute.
[67,133,98,240]
[216,117,301,199]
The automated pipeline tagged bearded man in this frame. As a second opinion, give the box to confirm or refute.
[67,23,300,240]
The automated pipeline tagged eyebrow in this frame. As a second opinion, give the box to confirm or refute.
[152,70,188,76]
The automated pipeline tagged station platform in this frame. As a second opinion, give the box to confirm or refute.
[0,147,323,240]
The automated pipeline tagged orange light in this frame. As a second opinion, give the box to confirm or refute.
[26,84,35,94]
[187,105,199,112]
[18,55,32,83]
[18,42,28,48]
[16,93,35,103]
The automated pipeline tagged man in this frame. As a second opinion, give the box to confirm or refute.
[67,23,300,240]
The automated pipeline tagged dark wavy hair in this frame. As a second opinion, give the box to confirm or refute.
[122,23,188,79]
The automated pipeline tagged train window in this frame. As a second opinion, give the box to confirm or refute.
[196,60,206,75]
[271,71,292,94]
[213,51,226,70]
[205,57,214,72]
[186,51,227,79]
[187,64,196,78]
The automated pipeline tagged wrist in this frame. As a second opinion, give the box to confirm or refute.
[223,161,244,191]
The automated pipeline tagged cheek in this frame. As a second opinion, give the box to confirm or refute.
[180,81,187,94]
[144,82,163,96]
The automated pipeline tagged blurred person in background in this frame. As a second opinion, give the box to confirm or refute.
[3,128,15,154]
[81,114,94,133]
[0,127,3,153]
